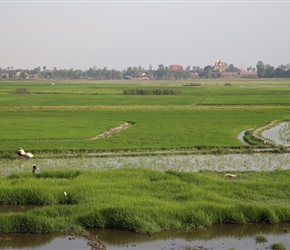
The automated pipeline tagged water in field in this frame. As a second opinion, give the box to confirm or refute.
[1,223,290,250]
[262,121,290,147]
[1,152,290,177]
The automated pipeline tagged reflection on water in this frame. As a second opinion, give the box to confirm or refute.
[0,233,90,250]
[1,223,290,250]
[0,205,41,213]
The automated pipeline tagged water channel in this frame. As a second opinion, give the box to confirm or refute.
[1,223,290,249]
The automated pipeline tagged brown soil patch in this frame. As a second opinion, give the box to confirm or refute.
[87,122,131,140]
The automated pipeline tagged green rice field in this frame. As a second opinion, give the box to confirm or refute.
[1,79,290,155]
[1,79,290,234]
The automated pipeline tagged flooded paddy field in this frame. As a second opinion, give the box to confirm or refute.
[1,152,290,176]
[262,121,290,147]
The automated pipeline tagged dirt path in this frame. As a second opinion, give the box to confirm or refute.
[86,122,131,140]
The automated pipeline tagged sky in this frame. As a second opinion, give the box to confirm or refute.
[1,1,290,71]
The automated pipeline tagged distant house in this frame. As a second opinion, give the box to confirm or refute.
[221,72,239,78]
[169,65,183,71]
[138,72,149,80]
[1,73,9,79]
[29,74,39,79]
[221,71,257,78]
[124,75,132,80]
[239,71,257,78]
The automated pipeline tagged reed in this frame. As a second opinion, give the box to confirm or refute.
[1,169,290,234]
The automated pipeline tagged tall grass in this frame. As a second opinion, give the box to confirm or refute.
[1,169,290,233]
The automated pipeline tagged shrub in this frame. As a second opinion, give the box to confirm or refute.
[14,88,30,94]
[184,83,201,86]
[123,88,179,95]
[272,242,286,250]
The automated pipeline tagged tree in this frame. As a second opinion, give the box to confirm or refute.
[156,64,165,79]
[227,64,240,72]
[146,64,154,79]
[265,64,275,78]
[256,61,266,78]
[202,65,213,78]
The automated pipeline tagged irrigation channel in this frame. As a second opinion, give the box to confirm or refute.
[1,121,290,249]
[1,223,290,250]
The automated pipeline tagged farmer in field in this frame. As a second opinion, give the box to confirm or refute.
[32,165,40,174]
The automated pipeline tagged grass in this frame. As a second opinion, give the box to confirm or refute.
[1,169,290,233]
[0,108,289,154]
[255,233,267,242]
[1,79,290,234]
[1,79,290,154]
[272,242,286,250]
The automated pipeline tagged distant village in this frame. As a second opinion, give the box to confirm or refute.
[1,60,289,80]
[168,61,257,79]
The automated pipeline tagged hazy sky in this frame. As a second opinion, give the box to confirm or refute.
[1,1,289,71]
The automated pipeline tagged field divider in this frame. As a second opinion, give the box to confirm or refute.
[86,122,131,140]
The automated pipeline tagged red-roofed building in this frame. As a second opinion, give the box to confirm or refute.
[221,72,239,77]
[169,65,183,71]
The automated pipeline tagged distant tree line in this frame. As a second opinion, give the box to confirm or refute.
[256,61,290,78]
[1,61,290,80]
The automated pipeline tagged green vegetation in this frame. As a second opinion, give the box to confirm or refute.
[1,108,287,154]
[1,79,290,234]
[272,242,286,250]
[255,233,267,242]
[14,87,30,94]
[1,169,290,233]
[1,79,290,155]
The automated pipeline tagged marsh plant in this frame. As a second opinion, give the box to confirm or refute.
[2,169,290,234]
[272,242,286,250]
[255,233,267,242]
